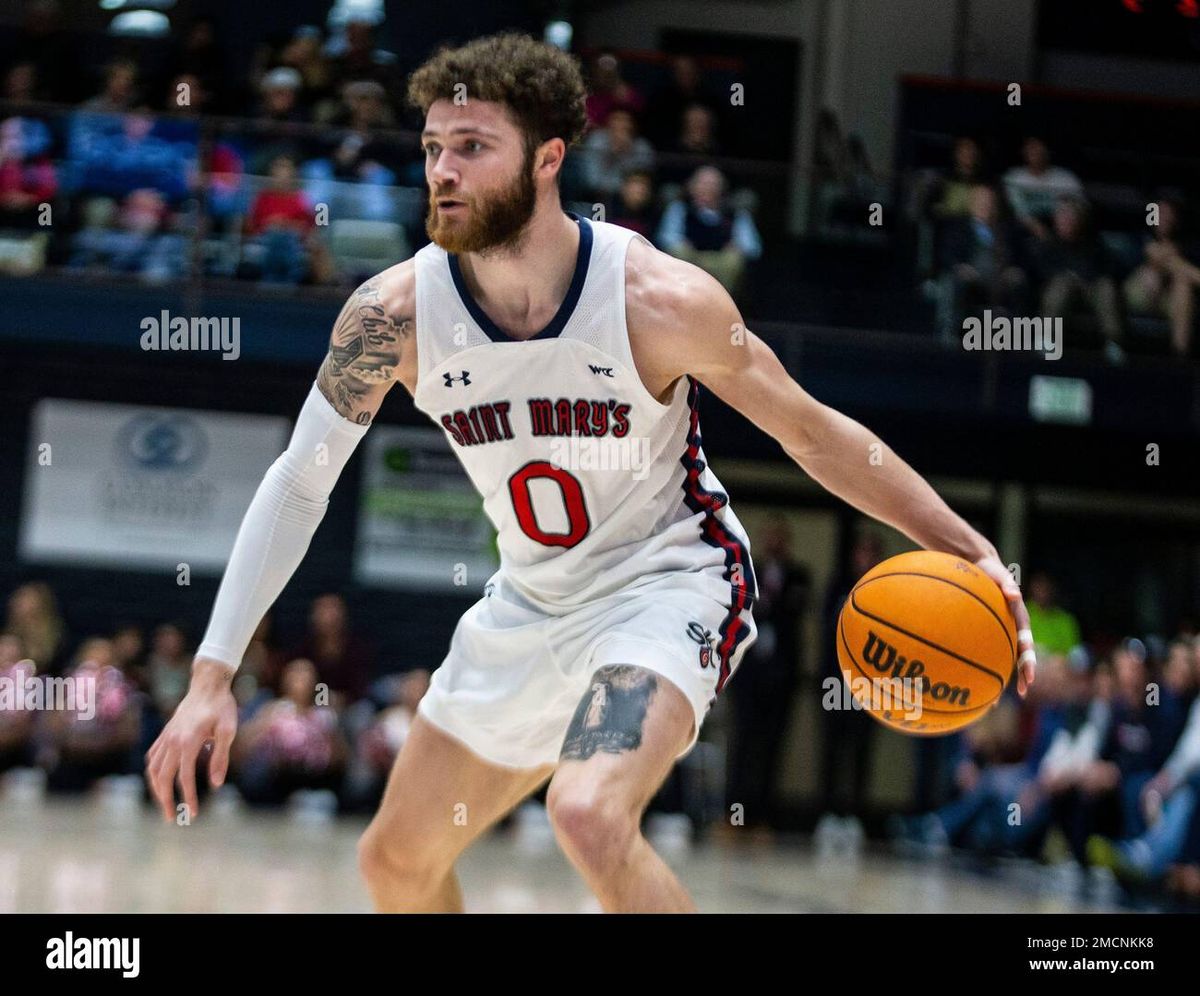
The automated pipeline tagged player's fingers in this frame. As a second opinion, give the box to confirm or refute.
[1014,602,1036,696]
[148,746,179,823]
[177,741,202,821]
[209,719,236,789]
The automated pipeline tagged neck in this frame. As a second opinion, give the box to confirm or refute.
[457,202,579,340]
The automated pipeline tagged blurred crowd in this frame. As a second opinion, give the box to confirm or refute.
[0,4,763,297]
[0,580,430,815]
[882,567,1200,906]
[908,134,1198,362]
[716,526,1200,909]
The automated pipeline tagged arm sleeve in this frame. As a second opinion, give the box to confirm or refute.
[195,381,370,670]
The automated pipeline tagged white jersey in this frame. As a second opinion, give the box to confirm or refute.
[412,212,757,683]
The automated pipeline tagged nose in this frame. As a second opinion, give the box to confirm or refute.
[428,149,458,188]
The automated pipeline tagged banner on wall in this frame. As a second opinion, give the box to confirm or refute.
[354,425,497,592]
[19,399,289,572]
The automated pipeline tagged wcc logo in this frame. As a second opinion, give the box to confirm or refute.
[687,621,717,669]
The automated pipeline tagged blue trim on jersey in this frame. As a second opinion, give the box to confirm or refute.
[446,211,594,344]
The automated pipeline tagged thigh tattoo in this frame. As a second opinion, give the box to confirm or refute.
[561,665,659,761]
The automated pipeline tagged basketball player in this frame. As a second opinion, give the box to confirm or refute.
[145,33,1036,912]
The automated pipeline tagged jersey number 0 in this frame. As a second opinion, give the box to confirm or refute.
[508,460,591,548]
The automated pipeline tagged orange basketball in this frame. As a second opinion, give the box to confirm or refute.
[835,550,1016,735]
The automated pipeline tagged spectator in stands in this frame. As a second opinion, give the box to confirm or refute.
[811,107,846,234]
[1054,640,1186,865]
[0,114,56,273]
[657,165,761,296]
[670,103,721,160]
[1026,570,1082,657]
[43,637,141,792]
[727,521,810,836]
[289,593,374,706]
[232,657,348,807]
[818,532,883,833]
[145,621,192,720]
[1032,197,1126,363]
[244,152,315,284]
[579,107,655,201]
[6,0,82,103]
[170,17,225,111]
[70,186,186,283]
[1007,651,1112,857]
[811,121,885,239]
[325,13,403,110]
[584,52,645,129]
[82,58,140,115]
[930,137,988,220]
[2,63,54,159]
[935,184,1028,341]
[70,111,195,204]
[1088,639,1200,883]
[1002,137,1083,243]
[325,80,398,173]
[279,25,336,119]
[645,54,727,150]
[890,654,1071,857]
[5,581,66,673]
[0,633,36,771]
[606,169,659,241]
[1124,196,1199,358]
[256,66,305,125]
[110,624,146,676]
[342,669,430,812]
[232,614,285,710]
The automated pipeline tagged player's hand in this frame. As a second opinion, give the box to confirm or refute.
[973,553,1036,697]
[144,658,239,824]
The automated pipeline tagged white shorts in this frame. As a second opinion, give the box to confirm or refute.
[416,570,757,769]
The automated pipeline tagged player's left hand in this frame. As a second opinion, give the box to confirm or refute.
[974,553,1036,696]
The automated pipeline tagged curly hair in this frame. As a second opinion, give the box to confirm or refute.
[406,32,589,152]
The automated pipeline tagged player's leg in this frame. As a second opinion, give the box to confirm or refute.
[544,664,698,912]
[357,713,555,912]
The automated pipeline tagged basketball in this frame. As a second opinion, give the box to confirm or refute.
[836,551,1016,735]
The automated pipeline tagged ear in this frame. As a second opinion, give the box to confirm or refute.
[534,137,567,181]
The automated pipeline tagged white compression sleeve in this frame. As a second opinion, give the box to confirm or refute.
[195,381,370,670]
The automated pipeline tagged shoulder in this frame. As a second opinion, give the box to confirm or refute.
[624,235,731,335]
[373,255,417,322]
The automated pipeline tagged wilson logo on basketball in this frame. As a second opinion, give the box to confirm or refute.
[861,630,971,706]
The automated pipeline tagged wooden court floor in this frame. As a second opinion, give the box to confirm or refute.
[0,788,1116,913]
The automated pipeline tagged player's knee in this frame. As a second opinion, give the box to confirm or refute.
[546,784,638,873]
[356,826,445,894]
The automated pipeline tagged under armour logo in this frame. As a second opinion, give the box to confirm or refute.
[588,364,614,378]
[443,370,471,387]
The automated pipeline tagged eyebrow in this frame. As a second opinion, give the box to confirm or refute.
[420,126,502,140]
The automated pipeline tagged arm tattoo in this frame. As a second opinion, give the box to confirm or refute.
[560,665,658,760]
[317,276,411,425]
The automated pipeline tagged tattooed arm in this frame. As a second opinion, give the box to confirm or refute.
[145,265,417,823]
[316,264,418,423]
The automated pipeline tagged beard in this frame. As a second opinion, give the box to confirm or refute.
[426,147,538,255]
